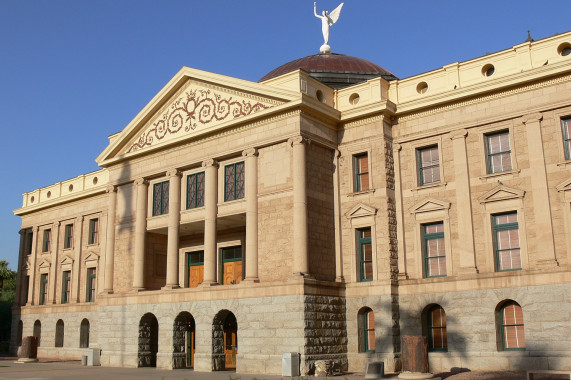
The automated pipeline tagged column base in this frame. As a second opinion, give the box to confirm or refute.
[335,276,345,283]
[288,272,314,281]
[161,284,180,290]
[398,273,409,280]
[103,289,114,295]
[200,281,219,287]
[132,287,146,293]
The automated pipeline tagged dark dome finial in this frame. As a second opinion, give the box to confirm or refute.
[525,30,534,43]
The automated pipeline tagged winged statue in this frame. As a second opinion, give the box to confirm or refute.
[314,2,344,53]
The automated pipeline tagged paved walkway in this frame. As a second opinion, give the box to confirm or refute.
[0,358,567,380]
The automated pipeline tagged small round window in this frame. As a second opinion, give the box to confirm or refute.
[416,82,428,94]
[68,184,74,192]
[92,177,98,185]
[30,196,35,203]
[349,93,360,105]
[558,42,571,57]
[482,64,495,77]
[316,90,324,102]
[46,191,51,199]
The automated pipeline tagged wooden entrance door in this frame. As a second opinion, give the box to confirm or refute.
[223,313,238,369]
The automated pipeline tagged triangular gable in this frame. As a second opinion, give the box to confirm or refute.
[38,259,51,270]
[556,177,571,192]
[346,203,377,219]
[84,252,99,263]
[96,67,300,166]
[479,185,525,204]
[60,255,74,266]
[410,198,451,214]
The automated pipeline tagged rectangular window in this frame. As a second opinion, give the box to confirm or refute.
[62,271,71,304]
[353,153,370,192]
[86,268,96,302]
[486,131,512,174]
[25,275,30,303]
[186,172,205,209]
[186,251,204,288]
[358,228,373,282]
[493,212,521,271]
[42,229,51,252]
[562,117,571,160]
[423,223,446,278]
[25,231,33,255]
[152,181,170,216]
[88,218,99,245]
[224,162,245,202]
[64,224,73,249]
[221,246,242,285]
[417,146,440,185]
[39,273,48,305]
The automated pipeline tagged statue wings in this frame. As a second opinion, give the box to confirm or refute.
[327,3,344,26]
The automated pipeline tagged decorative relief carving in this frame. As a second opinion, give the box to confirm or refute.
[128,89,273,153]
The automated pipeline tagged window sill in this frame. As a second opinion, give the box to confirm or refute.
[478,169,520,183]
[411,182,447,193]
[347,189,375,197]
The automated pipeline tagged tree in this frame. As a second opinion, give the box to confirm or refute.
[0,260,17,351]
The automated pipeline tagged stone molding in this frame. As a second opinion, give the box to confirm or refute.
[479,184,525,204]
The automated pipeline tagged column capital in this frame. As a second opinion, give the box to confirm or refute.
[520,112,543,125]
[106,184,118,193]
[288,135,310,147]
[449,128,468,140]
[166,168,182,178]
[393,143,402,152]
[242,147,258,157]
[202,158,219,168]
[334,148,341,158]
[134,178,148,186]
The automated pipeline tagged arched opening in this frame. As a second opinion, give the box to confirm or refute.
[55,320,64,347]
[173,312,195,369]
[80,319,90,348]
[496,300,525,351]
[33,320,41,346]
[17,321,23,346]
[212,310,237,371]
[138,313,159,367]
[357,307,375,353]
[422,304,447,351]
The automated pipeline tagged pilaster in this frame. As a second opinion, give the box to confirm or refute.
[243,148,259,283]
[133,178,148,290]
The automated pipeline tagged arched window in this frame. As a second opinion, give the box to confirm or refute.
[498,301,525,350]
[426,305,447,351]
[80,319,90,348]
[55,320,64,347]
[33,320,41,346]
[358,307,375,353]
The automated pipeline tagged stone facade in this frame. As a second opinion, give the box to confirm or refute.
[11,32,571,374]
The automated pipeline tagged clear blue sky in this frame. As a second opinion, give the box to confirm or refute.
[1,0,570,271]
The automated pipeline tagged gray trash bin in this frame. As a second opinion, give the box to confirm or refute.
[282,352,300,376]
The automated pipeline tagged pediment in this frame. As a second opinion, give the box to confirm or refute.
[38,259,51,269]
[346,203,377,219]
[410,198,451,214]
[556,177,571,192]
[60,255,74,266]
[84,252,99,263]
[479,185,525,204]
[96,67,299,165]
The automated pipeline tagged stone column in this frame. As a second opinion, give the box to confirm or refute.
[521,113,558,266]
[243,148,259,282]
[133,178,148,290]
[27,226,39,305]
[333,149,344,282]
[15,230,26,306]
[289,136,310,278]
[449,129,478,274]
[104,185,117,294]
[164,169,182,289]
[202,159,219,286]
[49,222,61,303]
[393,143,408,280]
[72,217,84,302]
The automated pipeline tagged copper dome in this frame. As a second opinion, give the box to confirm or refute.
[259,53,397,89]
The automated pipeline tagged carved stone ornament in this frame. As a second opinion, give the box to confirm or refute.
[202,158,219,168]
[128,89,272,153]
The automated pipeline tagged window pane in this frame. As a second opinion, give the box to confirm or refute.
[502,303,525,349]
